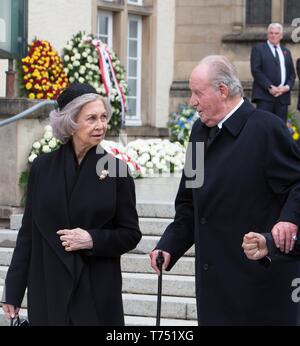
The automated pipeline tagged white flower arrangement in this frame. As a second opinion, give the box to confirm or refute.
[20,127,187,205]
[61,31,128,135]
[126,139,186,177]
[100,140,142,178]
[102,139,186,178]
[28,125,61,163]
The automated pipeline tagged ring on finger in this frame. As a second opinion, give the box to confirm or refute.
[292,235,298,241]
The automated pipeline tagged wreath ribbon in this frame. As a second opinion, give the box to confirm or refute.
[92,40,126,126]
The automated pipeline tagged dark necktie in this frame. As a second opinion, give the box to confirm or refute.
[273,45,281,85]
[273,45,280,65]
[207,125,219,147]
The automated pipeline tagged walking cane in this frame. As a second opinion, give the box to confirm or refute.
[156,250,164,326]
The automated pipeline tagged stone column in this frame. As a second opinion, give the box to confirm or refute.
[5,59,16,98]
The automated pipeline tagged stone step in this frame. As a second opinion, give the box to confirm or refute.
[139,217,173,236]
[0,230,17,248]
[9,215,22,231]
[123,293,196,320]
[10,201,176,232]
[136,201,175,218]
[125,315,198,326]
[122,272,195,297]
[0,310,197,326]
[0,233,195,259]
[0,269,195,298]
[121,254,195,276]
[7,216,174,237]
[0,285,197,320]
[0,248,13,267]
[132,236,194,257]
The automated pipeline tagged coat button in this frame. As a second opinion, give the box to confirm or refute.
[200,217,206,224]
[203,264,209,271]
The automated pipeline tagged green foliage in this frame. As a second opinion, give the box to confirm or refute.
[19,169,29,206]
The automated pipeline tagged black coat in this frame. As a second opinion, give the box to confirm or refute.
[157,99,300,325]
[265,233,300,263]
[3,143,141,325]
[296,58,300,111]
[251,42,295,104]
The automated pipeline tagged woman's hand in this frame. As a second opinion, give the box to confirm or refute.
[2,303,20,320]
[57,228,93,251]
[242,232,268,260]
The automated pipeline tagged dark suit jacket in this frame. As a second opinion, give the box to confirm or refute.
[296,58,300,110]
[251,42,295,104]
[3,143,141,325]
[157,99,300,325]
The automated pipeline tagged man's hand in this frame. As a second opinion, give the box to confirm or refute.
[277,85,290,95]
[271,222,298,253]
[149,249,171,275]
[269,85,289,97]
[269,85,281,97]
[2,304,20,320]
[57,228,93,251]
[242,232,268,260]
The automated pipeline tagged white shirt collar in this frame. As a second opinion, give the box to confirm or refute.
[217,98,244,129]
[267,40,279,50]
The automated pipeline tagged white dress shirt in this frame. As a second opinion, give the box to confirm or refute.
[267,40,286,86]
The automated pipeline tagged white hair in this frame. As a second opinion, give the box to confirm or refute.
[50,93,112,143]
[199,55,243,97]
[268,22,283,33]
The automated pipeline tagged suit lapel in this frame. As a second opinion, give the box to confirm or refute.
[264,42,278,68]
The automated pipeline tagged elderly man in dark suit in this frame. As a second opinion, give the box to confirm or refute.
[150,55,300,326]
[251,23,296,122]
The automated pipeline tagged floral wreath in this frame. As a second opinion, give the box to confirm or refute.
[19,39,68,99]
[61,31,128,135]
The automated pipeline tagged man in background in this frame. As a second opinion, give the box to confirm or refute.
[251,23,295,122]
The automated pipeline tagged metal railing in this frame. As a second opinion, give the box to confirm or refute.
[0,100,57,127]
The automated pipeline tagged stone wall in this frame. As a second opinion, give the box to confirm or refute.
[171,0,300,117]
[0,98,53,207]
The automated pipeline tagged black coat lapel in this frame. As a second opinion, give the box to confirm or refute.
[33,146,76,278]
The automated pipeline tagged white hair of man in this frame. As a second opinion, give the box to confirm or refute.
[199,55,244,98]
[267,22,283,33]
[50,94,112,143]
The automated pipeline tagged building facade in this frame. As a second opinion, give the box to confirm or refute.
[1,0,300,132]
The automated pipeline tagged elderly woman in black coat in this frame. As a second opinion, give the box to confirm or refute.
[1,83,141,326]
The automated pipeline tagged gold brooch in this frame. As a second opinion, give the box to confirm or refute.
[99,170,109,180]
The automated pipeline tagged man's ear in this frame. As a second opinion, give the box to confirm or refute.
[219,83,229,98]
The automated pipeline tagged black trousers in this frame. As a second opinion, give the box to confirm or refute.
[256,100,288,123]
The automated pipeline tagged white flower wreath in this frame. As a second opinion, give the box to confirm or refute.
[61,31,128,135]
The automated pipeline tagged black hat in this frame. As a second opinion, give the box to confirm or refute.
[57,83,98,110]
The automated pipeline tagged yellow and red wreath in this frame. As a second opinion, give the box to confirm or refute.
[21,39,68,100]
